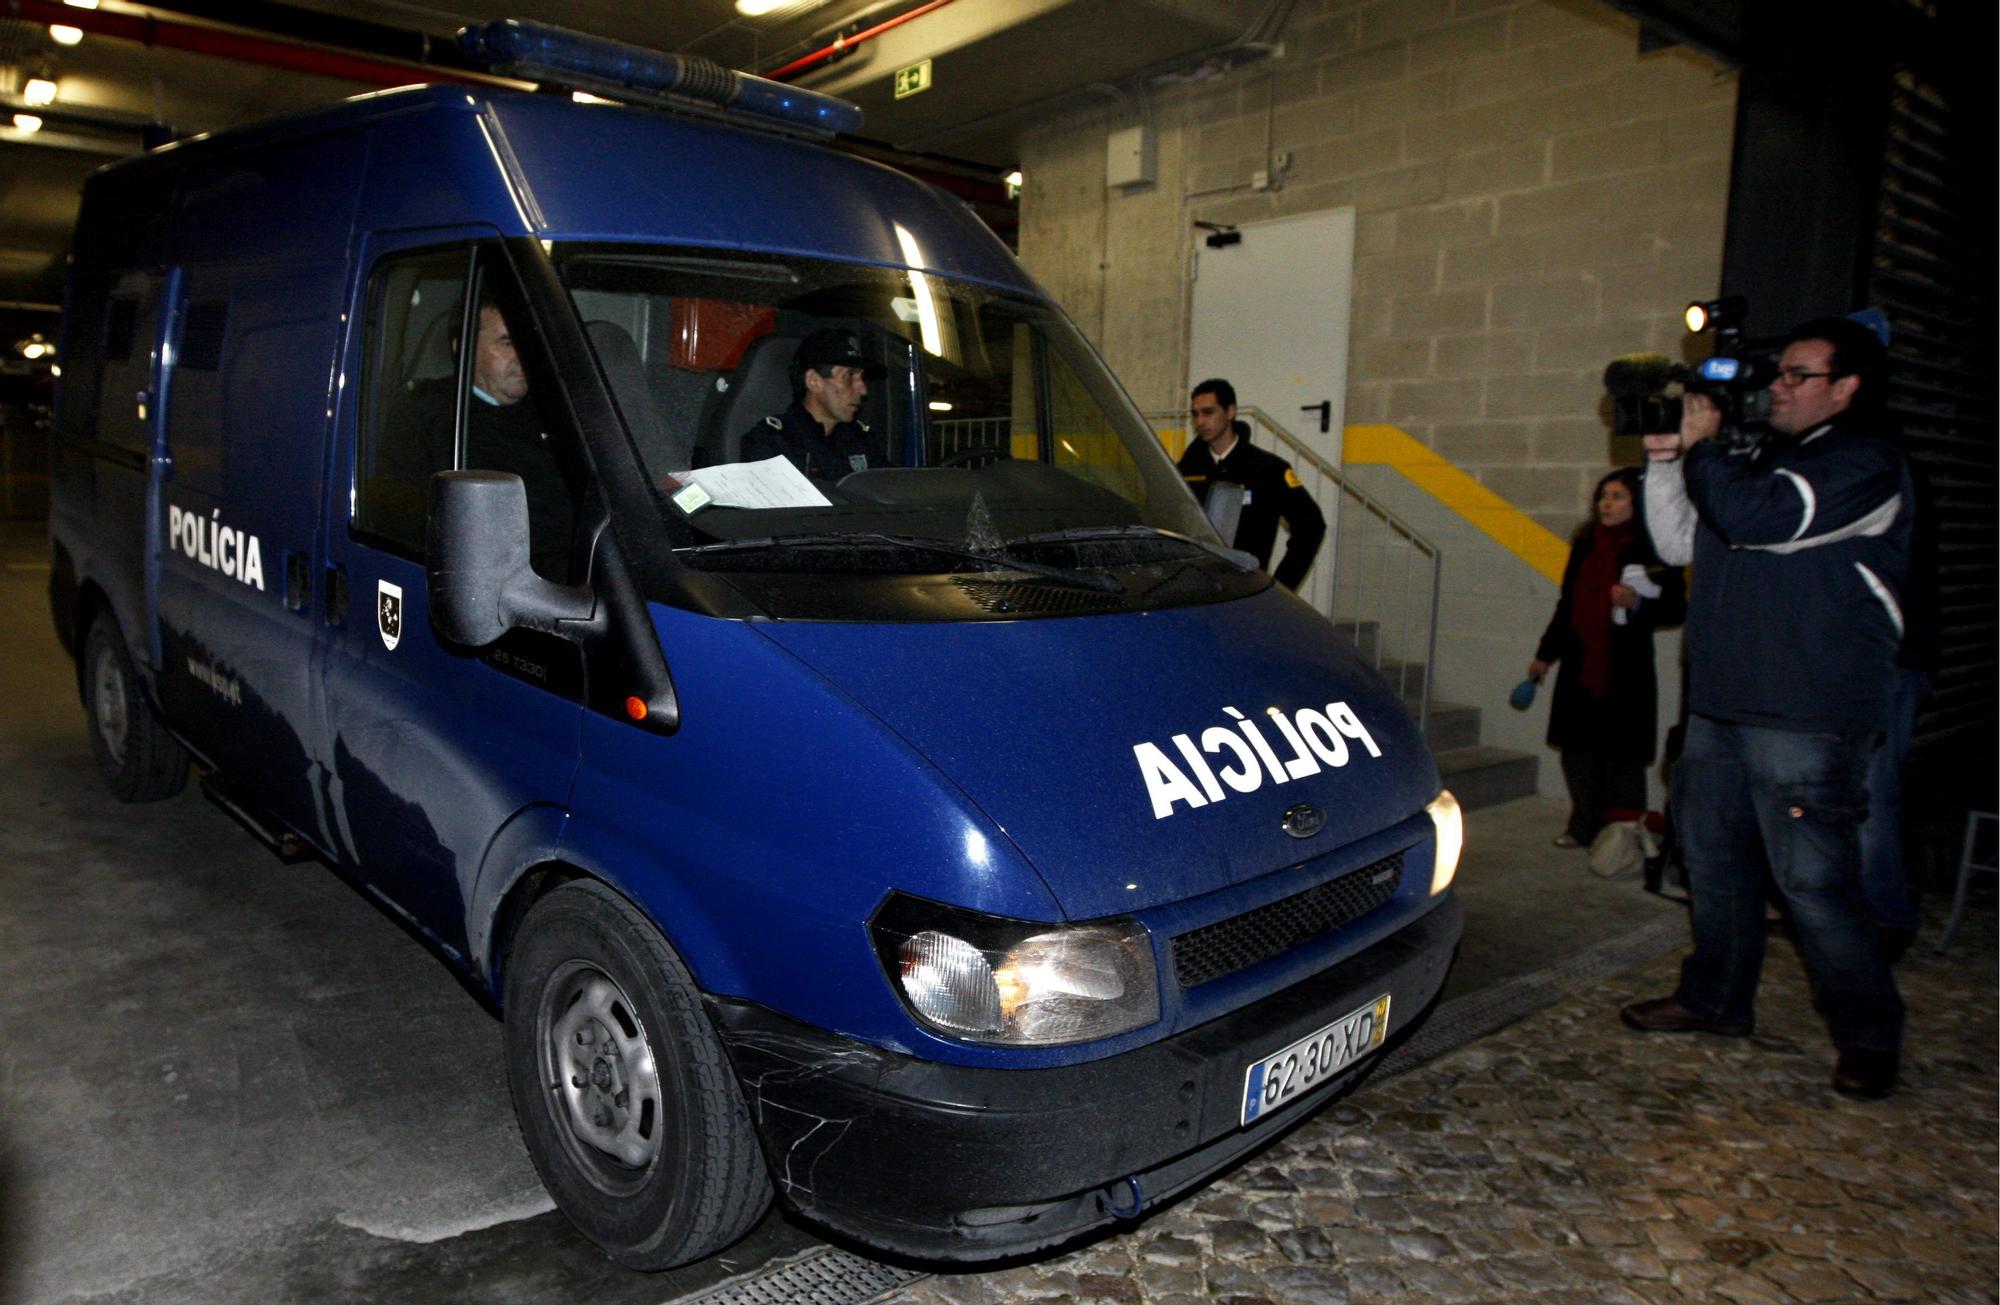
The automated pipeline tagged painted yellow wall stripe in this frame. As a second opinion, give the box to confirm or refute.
[1344,425,1568,586]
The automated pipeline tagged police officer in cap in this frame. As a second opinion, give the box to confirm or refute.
[1177,378,1326,590]
[742,327,883,479]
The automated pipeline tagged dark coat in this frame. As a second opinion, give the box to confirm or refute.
[1534,528,1685,762]
[1175,437,1326,589]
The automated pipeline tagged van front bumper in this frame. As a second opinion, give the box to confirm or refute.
[707,891,1461,1261]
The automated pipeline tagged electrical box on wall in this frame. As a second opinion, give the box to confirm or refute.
[1106,125,1155,189]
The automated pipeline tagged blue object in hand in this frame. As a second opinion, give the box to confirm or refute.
[1509,678,1538,711]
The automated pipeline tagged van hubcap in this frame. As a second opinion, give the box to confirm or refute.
[546,969,663,1170]
[92,648,129,765]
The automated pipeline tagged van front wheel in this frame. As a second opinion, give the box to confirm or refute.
[505,881,772,1270]
[83,618,189,802]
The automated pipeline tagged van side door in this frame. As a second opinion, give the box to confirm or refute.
[314,236,587,957]
[151,257,340,836]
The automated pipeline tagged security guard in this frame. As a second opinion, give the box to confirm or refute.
[741,327,883,479]
[1177,378,1326,590]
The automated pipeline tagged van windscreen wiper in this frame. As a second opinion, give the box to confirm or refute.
[688,533,1127,592]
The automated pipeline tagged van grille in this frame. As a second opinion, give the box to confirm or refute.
[1171,849,1407,989]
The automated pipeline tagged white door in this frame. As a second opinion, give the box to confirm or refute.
[1188,207,1355,613]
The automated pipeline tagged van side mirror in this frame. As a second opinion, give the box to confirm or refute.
[427,470,594,647]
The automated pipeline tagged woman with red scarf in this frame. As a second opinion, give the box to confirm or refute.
[1527,468,1686,848]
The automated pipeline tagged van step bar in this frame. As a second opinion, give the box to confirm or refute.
[201,777,314,863]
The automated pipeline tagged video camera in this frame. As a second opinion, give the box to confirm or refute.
[1603,296,1778,445]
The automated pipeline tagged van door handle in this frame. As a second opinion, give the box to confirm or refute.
[325,565,348,626]
[284,552,310,613]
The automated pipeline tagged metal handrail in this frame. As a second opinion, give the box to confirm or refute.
[1146,406,1442,737]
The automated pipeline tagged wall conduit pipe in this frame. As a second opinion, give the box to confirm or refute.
[764,0,959,82]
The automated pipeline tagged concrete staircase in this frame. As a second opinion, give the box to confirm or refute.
[1340,621,1540,811]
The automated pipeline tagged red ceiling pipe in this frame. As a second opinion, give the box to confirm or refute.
[765,0,959,82]
[8,0,503,89]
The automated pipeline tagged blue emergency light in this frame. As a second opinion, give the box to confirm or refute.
[458,19,864,138]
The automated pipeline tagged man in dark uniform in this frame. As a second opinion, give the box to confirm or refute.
[384,301,575,578]
[741,328,883,479]
[1176,378,1326,590]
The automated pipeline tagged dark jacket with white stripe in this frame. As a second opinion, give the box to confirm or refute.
[1643,421,1911,734]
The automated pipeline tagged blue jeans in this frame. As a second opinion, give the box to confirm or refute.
[1672,714,1903,1052]
[1858,669,1929,933]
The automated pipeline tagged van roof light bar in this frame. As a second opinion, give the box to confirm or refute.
[458,19,863,138]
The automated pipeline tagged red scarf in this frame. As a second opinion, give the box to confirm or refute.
[1570,522,1634,698]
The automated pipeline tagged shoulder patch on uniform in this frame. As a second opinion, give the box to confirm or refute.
[764,415,782,428]
[1284,467,1303,489]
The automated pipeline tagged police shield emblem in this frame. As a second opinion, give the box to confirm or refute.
[377,579,403,651]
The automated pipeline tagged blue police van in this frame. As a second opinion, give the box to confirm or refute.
[48,22,1463,1268]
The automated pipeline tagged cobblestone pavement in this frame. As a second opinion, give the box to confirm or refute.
[881,912,1998,1305]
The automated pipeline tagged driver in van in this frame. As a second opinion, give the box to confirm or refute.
[741,327,884,479]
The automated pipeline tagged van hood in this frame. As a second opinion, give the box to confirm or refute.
[752,588,1442,920]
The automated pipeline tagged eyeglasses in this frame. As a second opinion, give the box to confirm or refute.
[1773,366,1836,388]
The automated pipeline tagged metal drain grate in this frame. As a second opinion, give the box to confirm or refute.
[674,1247,921,1305]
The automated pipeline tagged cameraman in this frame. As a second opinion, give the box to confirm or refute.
[1620,317,1912,1100]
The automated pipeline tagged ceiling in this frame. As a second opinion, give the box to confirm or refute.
[0,0,1280,308]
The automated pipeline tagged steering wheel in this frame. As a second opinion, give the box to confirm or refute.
[936,444,1014,469]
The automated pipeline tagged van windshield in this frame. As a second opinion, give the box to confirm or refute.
[557,246,1253,615]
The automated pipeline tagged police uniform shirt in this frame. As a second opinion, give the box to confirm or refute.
[741,400,878,480]
[1177,435,1326,590]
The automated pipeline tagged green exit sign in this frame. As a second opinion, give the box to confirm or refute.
[894,59,932,100]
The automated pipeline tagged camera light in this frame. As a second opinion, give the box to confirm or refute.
[1685,295,1745,336]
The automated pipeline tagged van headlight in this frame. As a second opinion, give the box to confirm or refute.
[1427,790,1463,895]
[870,894,1159,1046]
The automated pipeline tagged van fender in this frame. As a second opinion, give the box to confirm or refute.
[468,801,573,998]
[475,812,748,1006]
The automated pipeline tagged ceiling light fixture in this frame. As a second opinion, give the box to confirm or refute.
[23,76,58,107]
[63,0,101,7]
[734,0,825,16]
[49,25,84,45]
[12,113,44,132]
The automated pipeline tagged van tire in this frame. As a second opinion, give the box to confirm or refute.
[504,881,772,1270]
[83,618,190,803]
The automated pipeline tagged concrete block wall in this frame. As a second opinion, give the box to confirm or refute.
[1015,0,1734,800]
[1019,0,1737,538]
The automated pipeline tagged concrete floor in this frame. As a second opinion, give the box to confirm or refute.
[1,518,1700,1304]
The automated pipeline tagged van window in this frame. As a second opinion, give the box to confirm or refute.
[356,247,579,581]
[555,246,1212,563]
